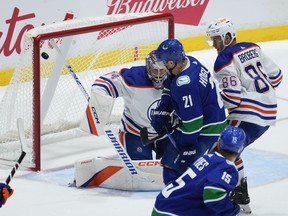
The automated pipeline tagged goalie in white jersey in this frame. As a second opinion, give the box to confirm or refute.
[85,50,169,160]
[206,17,283,212]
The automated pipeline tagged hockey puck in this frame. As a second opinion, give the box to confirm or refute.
[41,52,49,60]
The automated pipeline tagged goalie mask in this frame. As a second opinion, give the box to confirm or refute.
[206,17,237,48]
[146,50,168,89]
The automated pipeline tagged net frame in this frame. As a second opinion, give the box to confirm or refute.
[29,13,174,171]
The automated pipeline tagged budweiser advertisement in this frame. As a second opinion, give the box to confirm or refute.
[106,0,209,25]
[0,0,287,72]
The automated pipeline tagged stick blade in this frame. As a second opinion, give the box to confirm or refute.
[6,118,27,184]
[17,118,28,153]
[240,204,252,214]
[140,127,151,145]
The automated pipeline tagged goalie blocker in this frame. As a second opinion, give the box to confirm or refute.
[80,89,115,136]
[74,156,164,191]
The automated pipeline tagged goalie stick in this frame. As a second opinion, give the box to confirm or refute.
[5,118,27,185]
[50,39,90,101]
[140,124,179,145]
[105,129,162,183]
[105,130,139,175]
[50,39,104,136]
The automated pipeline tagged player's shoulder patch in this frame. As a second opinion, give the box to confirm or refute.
[105,71,120,79]
[176,75,190,86]
[120,66,152,87]
[214,50,233,73]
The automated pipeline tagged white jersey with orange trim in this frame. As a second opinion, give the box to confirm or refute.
[92,66,161,136]
[213,42,283,126]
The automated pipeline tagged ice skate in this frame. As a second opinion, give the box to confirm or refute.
[231,177,251,214]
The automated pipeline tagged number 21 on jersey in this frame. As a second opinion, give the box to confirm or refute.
[183,95,193,108]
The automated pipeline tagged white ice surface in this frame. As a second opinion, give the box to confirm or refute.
[0,40,288,216]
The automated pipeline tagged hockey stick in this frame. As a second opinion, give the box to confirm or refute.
[105,130,139,175]
[5,118,27,185]
[50,39,103,136]
[140,124,179,145]
[105,129,163,183]
[50,41,161,183]
[50,39,90,101]
[141,126,184,164]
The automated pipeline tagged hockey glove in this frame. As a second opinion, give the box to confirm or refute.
[0,183,13,208]
[151,110,172,134]
[175,147,197,173]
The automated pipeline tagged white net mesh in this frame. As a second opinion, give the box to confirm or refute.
[0,13,171,169]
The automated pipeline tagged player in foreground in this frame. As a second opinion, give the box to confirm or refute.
[206,17,283,211]
[151,39,227,184]
[152,126,245,216]
[83,50,169,160]
[0,183,13,208]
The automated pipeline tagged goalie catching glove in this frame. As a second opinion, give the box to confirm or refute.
[0,183,13,207]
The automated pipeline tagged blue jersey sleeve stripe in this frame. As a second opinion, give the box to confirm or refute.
[229,110,276,120]
[269,69,282,79]
[91,83,112,97]
[223,89,241,94]
[100,76,119,97]
[270,71,283,87]
[222,90,241,105]
[241,98,277,108]
[222,96,240,106]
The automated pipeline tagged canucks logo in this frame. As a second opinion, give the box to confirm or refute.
[176,75,190,86]
[162,44,169,50]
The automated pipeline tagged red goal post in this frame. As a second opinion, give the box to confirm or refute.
[0,13,174,171]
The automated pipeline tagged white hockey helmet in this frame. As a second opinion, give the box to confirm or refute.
[146,50,168,89]
[206,17,237,47]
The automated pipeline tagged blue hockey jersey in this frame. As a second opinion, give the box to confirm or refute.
[152,152,240,216]
[158,56,227,149]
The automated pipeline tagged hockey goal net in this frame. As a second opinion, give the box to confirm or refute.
[0,13,174,171]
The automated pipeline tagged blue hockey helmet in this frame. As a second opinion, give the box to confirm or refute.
[219,126,245,154]
[155,39,186,64]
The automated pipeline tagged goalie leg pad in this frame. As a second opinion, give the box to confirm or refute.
[74,156,164,191]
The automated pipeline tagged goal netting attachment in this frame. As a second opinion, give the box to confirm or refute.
[0,12,174,170]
